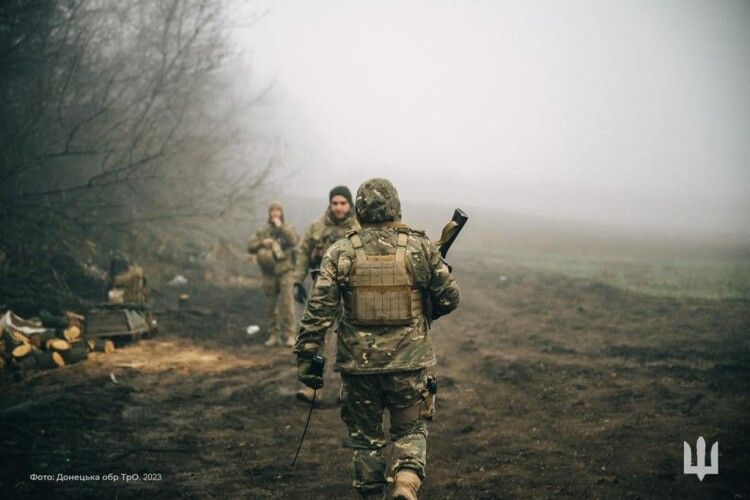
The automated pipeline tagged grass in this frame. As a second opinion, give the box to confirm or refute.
[481,250,750,301]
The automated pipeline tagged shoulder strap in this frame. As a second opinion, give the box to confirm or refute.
[395,230,408,263]
[349,232,366,261]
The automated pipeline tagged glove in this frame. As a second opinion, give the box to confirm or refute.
[293,282,308,304]
[297,358,324,390]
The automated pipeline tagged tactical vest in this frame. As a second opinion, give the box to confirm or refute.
[343,229,424,326]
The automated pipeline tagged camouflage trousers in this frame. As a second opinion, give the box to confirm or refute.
[340,369,429,495]
[261,271,297,341]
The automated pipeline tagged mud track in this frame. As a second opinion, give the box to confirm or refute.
[1,263,749,499]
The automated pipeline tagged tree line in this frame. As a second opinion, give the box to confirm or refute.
[0,0,273,311]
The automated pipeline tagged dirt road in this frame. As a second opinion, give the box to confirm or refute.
[1,261,748,499]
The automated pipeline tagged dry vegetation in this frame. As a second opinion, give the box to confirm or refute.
[0,0,273,314]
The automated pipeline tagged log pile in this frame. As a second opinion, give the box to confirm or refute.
[1,304,156,382]
[0,310,116,381]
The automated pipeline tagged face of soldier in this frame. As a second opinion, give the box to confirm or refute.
[329,195,351,221]
[269,208,283,225]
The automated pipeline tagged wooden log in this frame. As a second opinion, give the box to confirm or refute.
[28,334,39,348]
[14,331,28,342]
[90,339,115,354]
[63,326,81,342]
[65,311,85,322]
[11,344,31,358]
[27,329,57,349]
[61,342,87,365]
[14,350,38,370]
[46,338,71,351]
[10,330,30,345]
[4,330,30,363]
[68,338,85,351]
[35,350,65,369]
[64,311,84,329]
[3,333,18,353]
[9,347,40,379]
[39,311,69,329]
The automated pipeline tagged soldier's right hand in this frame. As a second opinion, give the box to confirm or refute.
[297,358,324,390]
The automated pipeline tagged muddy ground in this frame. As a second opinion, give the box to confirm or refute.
[1,258,749,499]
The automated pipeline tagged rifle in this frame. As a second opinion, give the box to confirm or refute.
[435,208,469,261]
[426,208,468,323]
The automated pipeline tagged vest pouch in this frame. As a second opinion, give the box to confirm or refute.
[256,248,276,274]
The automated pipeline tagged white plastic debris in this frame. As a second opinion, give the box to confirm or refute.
[246,325,260,336]
[167,275,188,286]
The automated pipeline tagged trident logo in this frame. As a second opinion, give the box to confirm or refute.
[683,437,719,481]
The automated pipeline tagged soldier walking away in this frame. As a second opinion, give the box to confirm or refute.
[294,179,460,499]
[292,185,360,404]
[247,201,300,347]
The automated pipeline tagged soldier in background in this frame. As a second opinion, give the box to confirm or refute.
[292,185,360,403]
[294,179,460,499]
[247,201,299,347]
[109,256,147,305]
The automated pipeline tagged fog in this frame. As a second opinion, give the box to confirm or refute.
[231,0,749,239]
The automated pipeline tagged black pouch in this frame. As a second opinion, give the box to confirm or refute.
[421,376,437,420]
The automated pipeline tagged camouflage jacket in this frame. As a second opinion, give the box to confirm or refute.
[113,264,147,304]
[294,224,460,374]
[292,208,360,284]
[247,222,299,275]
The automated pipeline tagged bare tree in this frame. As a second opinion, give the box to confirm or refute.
[0,0,273,309]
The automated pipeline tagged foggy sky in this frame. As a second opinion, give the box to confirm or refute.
[231,0,750,238]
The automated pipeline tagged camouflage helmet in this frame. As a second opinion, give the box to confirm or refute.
[355,178,401,224]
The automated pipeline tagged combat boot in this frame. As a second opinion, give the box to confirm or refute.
[264,334,279,346]
[391,470,421,500]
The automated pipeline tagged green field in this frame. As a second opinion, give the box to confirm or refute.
[473,250,750,301]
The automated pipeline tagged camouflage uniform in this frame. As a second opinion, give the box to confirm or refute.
[292,207,360,285]
[295,179,460,497]
[113,264,147,304]
[248,202,300,345]
[293,203,360,401]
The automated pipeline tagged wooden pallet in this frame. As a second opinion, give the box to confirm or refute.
[85,306,150,340]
